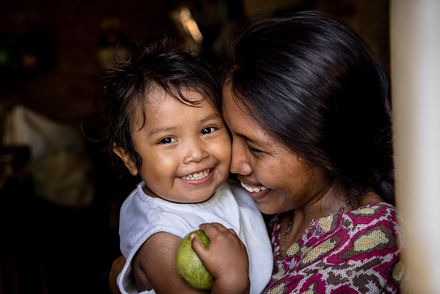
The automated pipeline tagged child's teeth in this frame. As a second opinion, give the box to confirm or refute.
[182,169,209,180]
[240,182,267,193]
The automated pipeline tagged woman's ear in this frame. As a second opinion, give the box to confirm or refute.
[112,144,139,176]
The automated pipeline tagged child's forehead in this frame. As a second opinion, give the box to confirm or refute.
[142,84,216,109]
[130,85,218,124]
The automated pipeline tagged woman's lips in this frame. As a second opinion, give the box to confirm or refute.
[240,181,270,201]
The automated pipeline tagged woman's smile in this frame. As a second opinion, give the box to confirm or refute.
[240,181,269,201]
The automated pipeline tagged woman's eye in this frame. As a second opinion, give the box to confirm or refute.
[158,137,176,144]
[201,126,216,135]
[248,146,263,156]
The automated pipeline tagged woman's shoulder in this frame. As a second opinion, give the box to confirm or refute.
[311,201,400,247]
[346,201,398,226]
[266,202,402,293]
[325,202,400,258]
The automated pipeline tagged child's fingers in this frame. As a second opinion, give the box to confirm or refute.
[191,223,248,289]
[191,233,209,260]
[191,223,227,265]
[199,222,228,236]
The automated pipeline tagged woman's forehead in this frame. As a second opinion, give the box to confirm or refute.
[221,83,246,123]
[222,87,269,138]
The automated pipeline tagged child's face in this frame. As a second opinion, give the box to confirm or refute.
[122,86,231,203]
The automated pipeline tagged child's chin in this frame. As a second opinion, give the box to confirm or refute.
[191,191,216,204]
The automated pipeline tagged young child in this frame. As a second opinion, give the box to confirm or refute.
[101,40,272,294]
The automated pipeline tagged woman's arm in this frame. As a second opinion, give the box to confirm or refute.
[192,223,250,294]
[109,255,125,294]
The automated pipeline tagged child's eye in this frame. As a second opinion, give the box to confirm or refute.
[201,126,216,135]
[158,137,176,144]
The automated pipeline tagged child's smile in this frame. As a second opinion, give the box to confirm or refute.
[181,168,210,181]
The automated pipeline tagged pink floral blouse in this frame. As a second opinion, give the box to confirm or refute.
[264,202,403,293]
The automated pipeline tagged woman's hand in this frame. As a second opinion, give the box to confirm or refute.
[192,223,250,294]
[109,255,125,294]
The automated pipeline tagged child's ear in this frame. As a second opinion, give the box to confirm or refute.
[112,144,139,176]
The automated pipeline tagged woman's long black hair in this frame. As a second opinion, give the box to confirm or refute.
[227,11,394,204]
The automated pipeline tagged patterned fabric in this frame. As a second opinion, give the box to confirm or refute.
[265,202,403,294]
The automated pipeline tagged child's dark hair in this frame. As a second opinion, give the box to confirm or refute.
[101,39,221,171]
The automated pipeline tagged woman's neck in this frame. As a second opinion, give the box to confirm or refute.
[284,184,348,243]
[283,186,384,245]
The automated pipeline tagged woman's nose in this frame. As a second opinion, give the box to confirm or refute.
[183,139,209,164]
[230,140,252,175]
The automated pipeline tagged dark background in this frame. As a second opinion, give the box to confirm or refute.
[0,1,389,293]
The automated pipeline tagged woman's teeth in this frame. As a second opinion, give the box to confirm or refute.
[241,182,267,193]
[181,169,210,180]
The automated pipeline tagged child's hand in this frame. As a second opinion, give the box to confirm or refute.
[192,223,250,294]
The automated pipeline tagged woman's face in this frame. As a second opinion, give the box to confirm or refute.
[222,82,329,215]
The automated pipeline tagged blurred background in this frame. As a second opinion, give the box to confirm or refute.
[0,0,390,293]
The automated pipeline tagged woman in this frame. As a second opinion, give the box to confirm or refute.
[111,11,402,293]
[193,11,401,293]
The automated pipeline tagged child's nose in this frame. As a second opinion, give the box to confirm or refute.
[183,139,209,164]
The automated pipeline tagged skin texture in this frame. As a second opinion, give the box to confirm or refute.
[221,82,333,217]
[220,82,354,241]
[113,86,231,204]
[113,86,233,293]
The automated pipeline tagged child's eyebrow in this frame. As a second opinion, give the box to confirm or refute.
[200,113,221,124]
[148,126,176,136]
[148,113,221,136]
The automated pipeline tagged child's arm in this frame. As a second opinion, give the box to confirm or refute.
[132,232,207,293]
[192,223,250,294]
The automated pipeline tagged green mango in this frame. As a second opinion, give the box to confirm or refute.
[176,230,213,290]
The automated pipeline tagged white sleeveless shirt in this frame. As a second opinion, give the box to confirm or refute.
[117,180,273,294]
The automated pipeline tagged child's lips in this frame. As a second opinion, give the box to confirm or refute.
[181,169,210,181]
[179,167,216,186]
